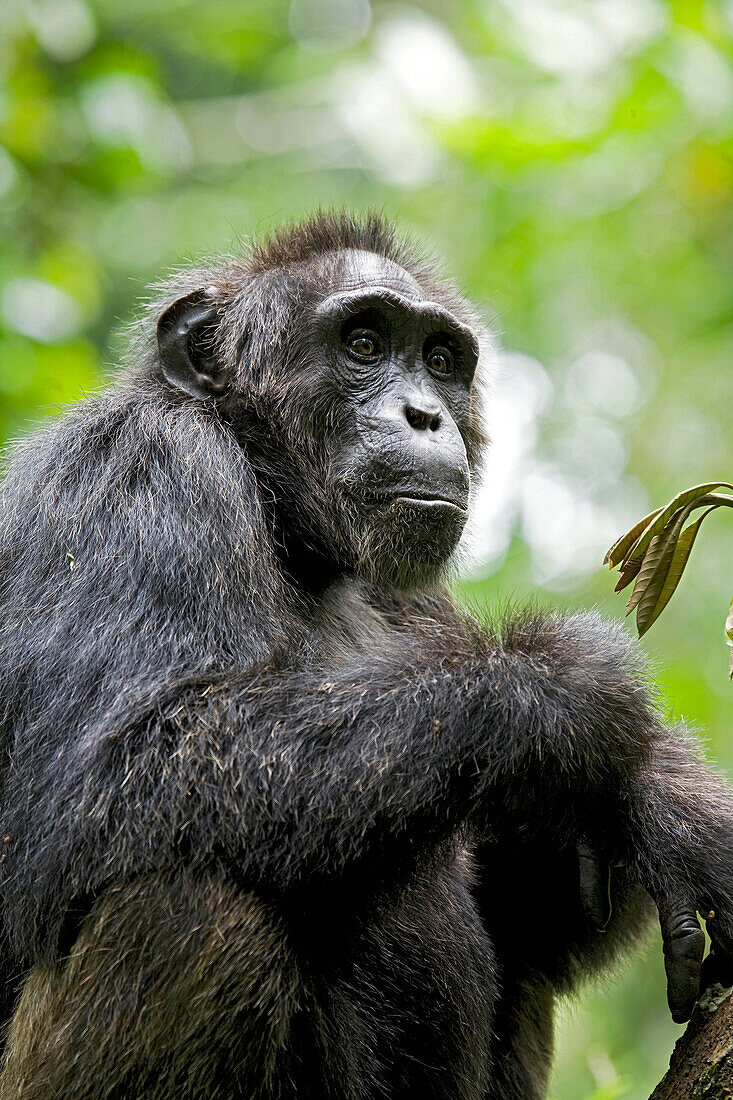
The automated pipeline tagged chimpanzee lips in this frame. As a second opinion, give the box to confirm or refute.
[391,494,468,515]
[360,490,468,516]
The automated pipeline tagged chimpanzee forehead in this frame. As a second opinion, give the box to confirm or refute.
[324,249,425,300]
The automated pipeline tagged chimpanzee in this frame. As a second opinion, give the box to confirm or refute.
[0,212,730,1100]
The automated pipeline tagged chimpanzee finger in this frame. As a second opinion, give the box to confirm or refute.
[700,948,733,991]
[658,903,706,1023]
[577,839,612,930]
[700,912,733,990]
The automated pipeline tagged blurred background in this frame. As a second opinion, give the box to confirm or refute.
[0,0,731,1095]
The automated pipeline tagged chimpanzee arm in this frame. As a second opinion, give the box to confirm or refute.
[622,727,733,1019]
[5,602,730,1020]
[471,706,733,1023]
[4,601,733,1011]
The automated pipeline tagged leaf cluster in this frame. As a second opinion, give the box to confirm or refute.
[605,483,733,678]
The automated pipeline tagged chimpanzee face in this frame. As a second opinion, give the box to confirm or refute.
[311,250,479,583]
[155,248,482,588]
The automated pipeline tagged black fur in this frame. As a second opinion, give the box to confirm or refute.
[0,212,731,1099]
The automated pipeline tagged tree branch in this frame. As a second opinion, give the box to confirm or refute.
[650,985,733,1099]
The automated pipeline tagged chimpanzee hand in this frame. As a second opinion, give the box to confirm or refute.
[655,897,733,1023]
[577,840,733,1023]
[577,838,614,931]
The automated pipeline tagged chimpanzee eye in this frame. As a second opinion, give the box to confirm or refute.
[345,329,381,361]
[426,346,454,377]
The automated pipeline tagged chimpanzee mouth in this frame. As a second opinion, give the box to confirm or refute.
[393,495,467,515]
[360,491,468,516]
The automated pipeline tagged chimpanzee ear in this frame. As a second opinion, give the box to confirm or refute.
[156,288,227,400]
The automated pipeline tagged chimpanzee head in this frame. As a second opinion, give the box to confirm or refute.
[153,213,487,590]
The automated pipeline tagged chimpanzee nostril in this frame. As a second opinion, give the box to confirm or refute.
[404,404,442,432]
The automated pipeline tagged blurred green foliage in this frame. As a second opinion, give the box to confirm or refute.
[0,0,731,1096]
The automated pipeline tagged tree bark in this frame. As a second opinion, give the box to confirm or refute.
[650,985,733,1099]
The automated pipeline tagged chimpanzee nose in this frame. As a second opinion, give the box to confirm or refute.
[403,402,442,432]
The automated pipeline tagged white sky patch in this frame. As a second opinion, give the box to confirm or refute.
[1,278,83,343]
[333,11,477,184]
[462,350,554,575]
[374,11,478,120]
[236,89,337,157]
[660,32,733,123]
[27,0,96,62]
[556,416,628,481]
[521,468,648,587]
[495,0,665,78]
[593,0,667,53]
[461,336,651,588]
[522,469,601,582]
[289,0,372,51]
[331,62,439,186]
[564,349,642,419]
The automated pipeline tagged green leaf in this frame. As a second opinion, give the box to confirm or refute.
[635,507,715,636]
[626,533,666,615]
[622,482,732,565]
[614,554,643,593]
[627,502,694,625]
[604,506,663,567]
[631,526,683,631]
[625,494,723,625]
